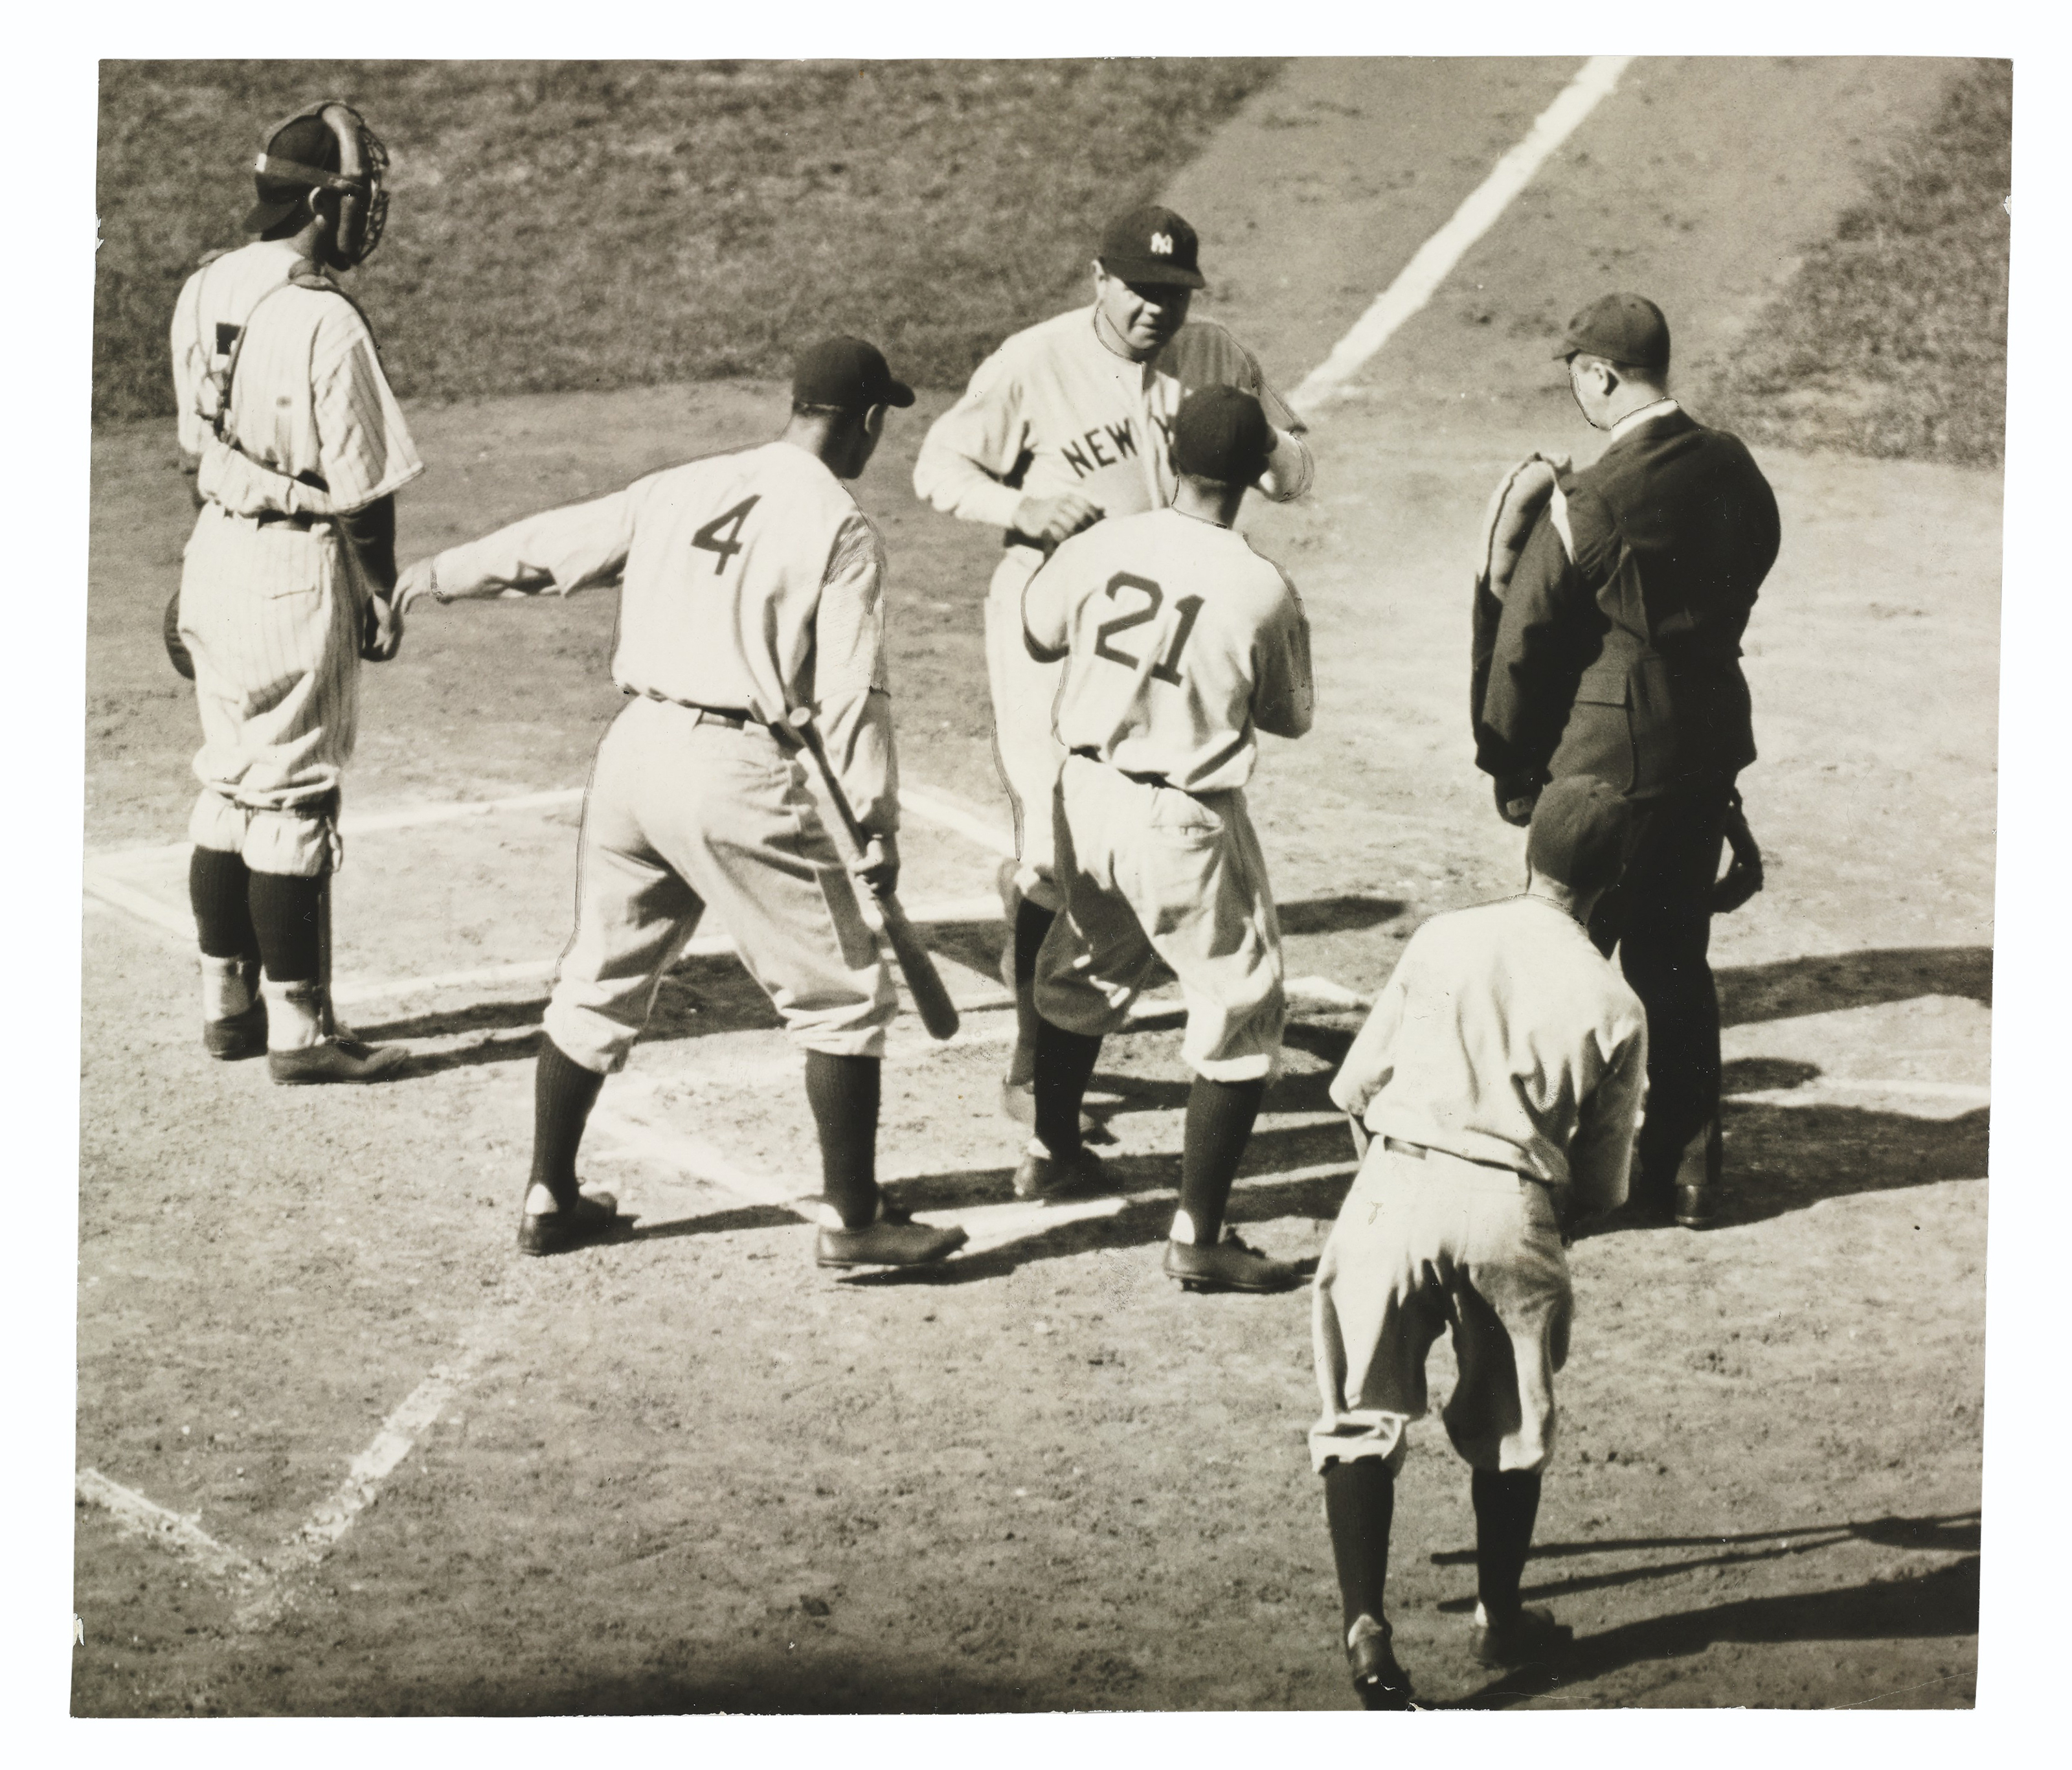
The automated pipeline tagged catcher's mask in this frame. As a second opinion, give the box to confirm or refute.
[245,100,389,266]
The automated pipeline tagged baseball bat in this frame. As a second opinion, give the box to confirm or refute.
[778,707,960,1041]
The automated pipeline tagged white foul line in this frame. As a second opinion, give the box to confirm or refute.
[1290,55,1634,411]
[75,1468,264,1585]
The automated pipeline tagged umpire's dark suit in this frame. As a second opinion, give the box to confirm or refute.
[1473,406,1780,1211]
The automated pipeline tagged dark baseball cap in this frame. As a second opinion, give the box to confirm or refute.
[1171,384,1273,484]
[1554,293,1671,372]
[1526,775,1633,894]
[791,335,916,412]
[1098,205,1206,289]
[245,112,339,234]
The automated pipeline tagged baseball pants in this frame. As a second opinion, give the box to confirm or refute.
[1034,754,1285,1084]
[545,696,897,1074]
[984,545,1066,911]
[1311,1144,1572,1475]
[1588,784,1734,1197]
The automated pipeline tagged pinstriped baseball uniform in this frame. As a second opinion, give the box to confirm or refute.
[171,238,422,876]
[1022,506,1313,1081]
[914,310,1303,909]
[395,439,901,1067]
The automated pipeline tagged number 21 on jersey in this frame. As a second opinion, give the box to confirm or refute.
[691,495,760,574]
[1092,572,1202,686]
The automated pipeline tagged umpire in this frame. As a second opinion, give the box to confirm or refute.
[1472,294,1779,1227]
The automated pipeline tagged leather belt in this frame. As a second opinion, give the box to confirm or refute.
[252,510,318,530]
[627,688,754,728]
[1382,1136,1427,1159]
[1384,1135,1537,1183]
[1070,745,1172,790]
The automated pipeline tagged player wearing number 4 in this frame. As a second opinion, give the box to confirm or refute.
[1017,386,1314,1294]
[394,338,967,1269]
[914,205,1311,1136]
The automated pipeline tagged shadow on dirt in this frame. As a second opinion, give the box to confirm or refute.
[1443,1551,1979,1710]
[1718,945,1991,1027]
[1710,1100,1988,1229]
[1426,1512,1980,1612]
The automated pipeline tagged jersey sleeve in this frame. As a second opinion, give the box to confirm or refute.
[1251,573,1316,740]
[309,301,423,512]
[417,482,642,603]
[1020,538,1079,663]
[1566,1010,1648,1216]
[911,344,1031,531]
[813,510,900,837]
[170,272,208,461]
[1330,940,1413,1124]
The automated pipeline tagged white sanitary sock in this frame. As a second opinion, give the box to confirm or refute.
[260,977,326,1051]
[199,955,256,1023]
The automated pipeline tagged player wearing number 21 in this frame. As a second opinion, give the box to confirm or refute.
[394,337,967,1270]
[1017,385,1314,1293]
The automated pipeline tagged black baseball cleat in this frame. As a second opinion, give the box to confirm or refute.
[1011,1142,1112,1201]
[203,998,268,1061]
[517,1186,626,1258]
[1347,1618,1415,1711]
[1469,1603,1573,1670]
[815,1204,968,1269]
[1673,1183,1718,1229]
[1164,1231,1303,1293]
[269,1036,409,1085]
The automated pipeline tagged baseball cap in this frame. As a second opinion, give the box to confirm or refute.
[1525,775,1633,894]
[791,336,916,412]
[245,112,339,234]
[1171,384,1274,484]
[1098,205,1206,289]
[1554,293,1671,371]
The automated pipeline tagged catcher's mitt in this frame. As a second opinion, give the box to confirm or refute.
[1712,795,1764,914]
[164,589,195,680]
[1476,451,1570,600]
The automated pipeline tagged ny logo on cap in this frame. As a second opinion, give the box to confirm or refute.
[1149,232,1174,256]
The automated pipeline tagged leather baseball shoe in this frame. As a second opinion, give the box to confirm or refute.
[203,998,267,1061]
[1469,1603,1573,1669]
[815,1205,968,1269]
[1347,1618,1414,1711]
[1164,1231,1302,1293]
[268,1036,409,1085]
[1673,1183,1718,1229]
[1011,1142,1112,1201]
[517,1187,626,1258]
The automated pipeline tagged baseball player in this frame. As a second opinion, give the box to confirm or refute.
[1311,777,1647,1707]
[1016,386,1314,1294]
[1472,294,1779,1227]
[394,337,969,1270]
[170,100,420,1084]
[913,205,1312,1132]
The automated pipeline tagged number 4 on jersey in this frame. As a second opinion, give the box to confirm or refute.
[691,495,760,574]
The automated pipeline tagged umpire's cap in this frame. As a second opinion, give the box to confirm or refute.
[792,336,916,413]
[1555,293,1671,372]
[1526,776,1632,894]
[1098,205,1206,288]
[245,113,338,234]
[1172,384,1273,484]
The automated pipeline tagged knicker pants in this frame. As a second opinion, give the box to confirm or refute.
[545,697,897,1074]
[1310,1145,1572,1475]
[1033,754,1285,1084]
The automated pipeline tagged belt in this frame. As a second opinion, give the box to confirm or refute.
[1384,1135,1539,1183]
[626,687,754,727]
[1070,746,1172,790]
[249,510,318,530]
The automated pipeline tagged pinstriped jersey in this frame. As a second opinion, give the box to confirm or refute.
[170,238,422,514]
[398,440,901,835]
[1024,507,1313,795]
[914,308,1301,538]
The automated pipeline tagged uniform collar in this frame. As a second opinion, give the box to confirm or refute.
[1607,396,1681,442]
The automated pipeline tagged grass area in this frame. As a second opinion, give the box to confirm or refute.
[95,58,1282,425]
[1707,59,2011,467]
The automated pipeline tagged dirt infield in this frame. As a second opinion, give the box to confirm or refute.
[76,58,1994,1712]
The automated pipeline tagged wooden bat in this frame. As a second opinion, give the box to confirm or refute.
[778,707,960,1041]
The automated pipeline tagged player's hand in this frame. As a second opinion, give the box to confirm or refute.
[851,831,901,900]
[394,558,439,613]
[1494,774,1540,827]
[1013,491,1103,549]
[361,592,405,663]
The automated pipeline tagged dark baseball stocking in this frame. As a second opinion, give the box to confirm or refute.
[1178,1074,1265,1244]
[805,1050,881,1229]
[246,871,325,982]
[1323,1457,1396,1633]
[188,847,260,962]
[1470,1469,1544,1622]
[1032,1019,1103,1159]
[529,1038,607,1212]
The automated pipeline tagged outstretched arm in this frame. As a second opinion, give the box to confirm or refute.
[396,485,639,611]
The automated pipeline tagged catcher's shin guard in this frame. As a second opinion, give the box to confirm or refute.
[1672,1116,1724,1228]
